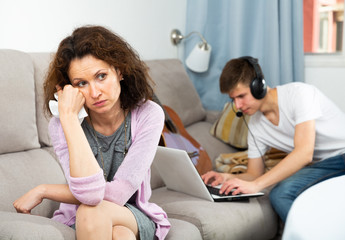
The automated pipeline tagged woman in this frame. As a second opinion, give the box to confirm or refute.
[13,25,170,240]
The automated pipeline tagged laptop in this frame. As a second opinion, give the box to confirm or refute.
[153,146,264,202]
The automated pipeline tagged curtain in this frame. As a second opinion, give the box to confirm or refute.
[184,0,304,110]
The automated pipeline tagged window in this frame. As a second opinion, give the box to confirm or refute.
[304,0,345,67]
[304,0,344,54]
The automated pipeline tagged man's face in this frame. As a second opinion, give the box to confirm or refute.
[228,83,260,116]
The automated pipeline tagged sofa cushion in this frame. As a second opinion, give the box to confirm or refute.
[166,218,202,240]
[185,121,236,165]
[30,52,54,147]
[0,49,40,154]
[0,149,66,217]
[0,211,75,240]
[146,59,206,127]
[151,187,278,240]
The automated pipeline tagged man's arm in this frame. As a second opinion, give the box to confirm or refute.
[202,156,265,185]
[253,119,315,190]
[220,120,315,195]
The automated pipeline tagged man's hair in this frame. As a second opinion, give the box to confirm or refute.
[219,58,263,93]
[43,25,153,116]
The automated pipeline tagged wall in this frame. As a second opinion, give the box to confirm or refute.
[1,0,344,112]
[305,68,345,111]
[305,56,345,112]
[0,0,186,60]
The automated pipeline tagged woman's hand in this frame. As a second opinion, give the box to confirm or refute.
[13,185,46,214]
[56,85,85,118]
[201,171,230,186]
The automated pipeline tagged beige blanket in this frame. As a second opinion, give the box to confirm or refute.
[215,148,288,174]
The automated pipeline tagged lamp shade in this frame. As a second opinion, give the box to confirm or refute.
[186,42,212,73]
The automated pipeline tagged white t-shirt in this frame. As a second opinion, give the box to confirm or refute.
[248,82,345,161]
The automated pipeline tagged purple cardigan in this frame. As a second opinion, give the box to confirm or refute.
[49,100,171,239]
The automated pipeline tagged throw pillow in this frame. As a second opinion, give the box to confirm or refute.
[210,102,250,149]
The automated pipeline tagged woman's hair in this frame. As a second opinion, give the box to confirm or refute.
[43,25,154,116]
[219,58,259,93]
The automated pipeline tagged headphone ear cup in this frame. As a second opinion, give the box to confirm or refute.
[239,56,267,99]
[250,77,267,99]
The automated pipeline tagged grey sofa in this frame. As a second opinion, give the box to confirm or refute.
[0,49,278,240]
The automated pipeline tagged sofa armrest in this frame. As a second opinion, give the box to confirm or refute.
[205,110,221,124]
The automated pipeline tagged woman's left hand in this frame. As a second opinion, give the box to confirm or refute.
[219,178,260,196]
[56,84,85,119]
[13,185,45,214]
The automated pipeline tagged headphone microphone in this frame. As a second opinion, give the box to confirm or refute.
[236,111,243,118]
[231,101,243,118]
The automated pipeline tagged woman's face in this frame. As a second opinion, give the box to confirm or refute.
[68,54,122,115]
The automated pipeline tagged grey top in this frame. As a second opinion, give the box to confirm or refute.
[81,112,132,182]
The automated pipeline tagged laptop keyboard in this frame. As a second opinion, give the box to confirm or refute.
[206,185,235,196]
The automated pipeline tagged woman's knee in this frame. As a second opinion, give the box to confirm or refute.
[76,201,119,220]
[77,203,97,218]
[112,226,137,240]
[76,203,105,231]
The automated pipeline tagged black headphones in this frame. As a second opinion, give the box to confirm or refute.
[239,56,267,100]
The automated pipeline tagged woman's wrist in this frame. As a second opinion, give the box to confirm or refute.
[59,112,79,122]
[36,184,47,200]
[59,114,81,131]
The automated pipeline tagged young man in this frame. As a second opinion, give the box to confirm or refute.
[202,56,345,222]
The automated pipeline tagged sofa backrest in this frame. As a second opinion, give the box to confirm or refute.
[146,59,206,127]
[145,59,207,189]
[30,52,54,147]
[0,49,41,154]
[0,50,64,217]
[0,50,204,192]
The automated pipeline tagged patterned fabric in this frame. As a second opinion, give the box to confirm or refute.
[210,102,250,149]
[215,148,287,174]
